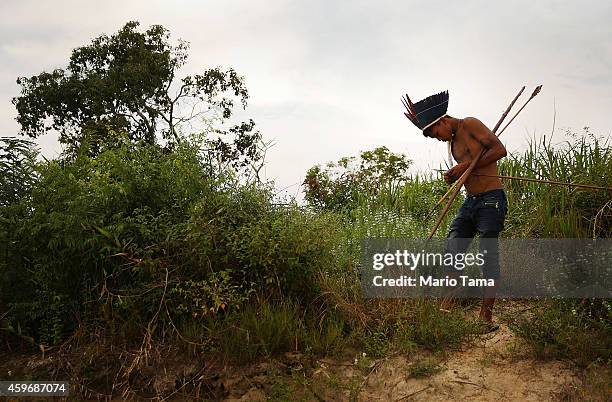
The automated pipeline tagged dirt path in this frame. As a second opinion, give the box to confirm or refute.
[354,323,578,401]
[225,302,581,402]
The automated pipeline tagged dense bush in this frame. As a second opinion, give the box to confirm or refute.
[0,138,347,347]
[510,299,611,366]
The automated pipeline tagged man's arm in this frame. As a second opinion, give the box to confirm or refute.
[444,117,507,183]
[466,117,507,168]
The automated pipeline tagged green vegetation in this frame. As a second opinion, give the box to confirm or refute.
[12,20,261,169]
[497,134,612,369]
[499,131,611,238]
[409,357,443,378]
[508,299,611,367]
[1,21,610,400]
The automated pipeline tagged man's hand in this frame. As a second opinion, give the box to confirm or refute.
[444,162,469,184]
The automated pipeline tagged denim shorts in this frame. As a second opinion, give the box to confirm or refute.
[445,188,508,280]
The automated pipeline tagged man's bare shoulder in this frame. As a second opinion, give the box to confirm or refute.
[462,117,495,137]
[462,117,487,128]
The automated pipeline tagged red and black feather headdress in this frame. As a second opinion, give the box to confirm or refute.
[402,91,449,131]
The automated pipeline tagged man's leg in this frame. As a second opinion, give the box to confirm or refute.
[478,232,500,322]
[476,190,507,324]
[441,202,476,307]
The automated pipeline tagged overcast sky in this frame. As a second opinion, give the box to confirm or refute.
[1,0,611,199]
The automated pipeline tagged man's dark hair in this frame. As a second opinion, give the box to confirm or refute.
[422,115,453,137]
[423,125,434,137]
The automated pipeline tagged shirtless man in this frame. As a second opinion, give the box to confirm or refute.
[403,91,508,327]
[426,116,506,196]
[426,115,508,325]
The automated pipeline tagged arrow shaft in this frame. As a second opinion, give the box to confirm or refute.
[472,173,612,192]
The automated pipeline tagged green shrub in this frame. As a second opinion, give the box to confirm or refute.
[303,146,412,211]
[179,189,346,303]
[364,330,389,358]
[509,300,611,367]
[1,139,212,343]
[409,357,443,378]
[1,137,352,350]
[394,300,478,351]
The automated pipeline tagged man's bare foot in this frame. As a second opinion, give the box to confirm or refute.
[477,320,500,334]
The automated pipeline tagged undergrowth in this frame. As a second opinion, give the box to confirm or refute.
[1,132,610,399]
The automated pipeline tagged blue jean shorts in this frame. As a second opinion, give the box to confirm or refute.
[445,188,508,280]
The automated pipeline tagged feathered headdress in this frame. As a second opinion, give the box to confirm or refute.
[401,91,449,131]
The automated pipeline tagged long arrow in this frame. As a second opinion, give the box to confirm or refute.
[472,173,612,192]
[433,170,612,191]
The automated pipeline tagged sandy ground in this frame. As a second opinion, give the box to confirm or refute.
[223,323,580,402]
[355,324,579,401]
[0,302,584,401]
[224,302,582,402]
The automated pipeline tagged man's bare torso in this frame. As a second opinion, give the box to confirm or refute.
[451,118,504,195]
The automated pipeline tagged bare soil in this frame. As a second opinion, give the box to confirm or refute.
[221,301,583,402]
[0,301,587,401]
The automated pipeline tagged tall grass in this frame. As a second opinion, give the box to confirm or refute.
[495,133,612,367]
[499,133,611,238]
[346,175,462,241]
[316,173,477,359]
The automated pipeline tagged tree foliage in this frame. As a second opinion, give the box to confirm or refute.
[303,146,413,210]
[13,21,261,168]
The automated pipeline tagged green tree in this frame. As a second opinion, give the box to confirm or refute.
[303,146,412,210]
[13,21,261,168]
